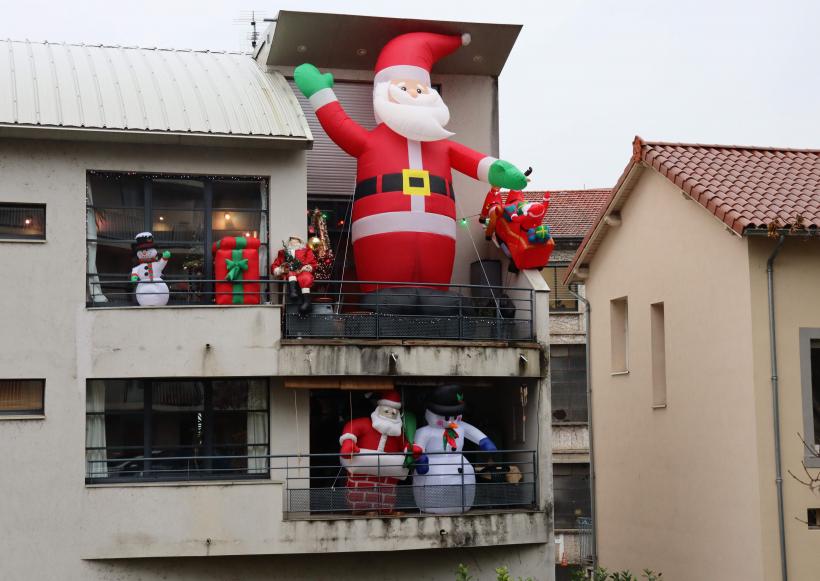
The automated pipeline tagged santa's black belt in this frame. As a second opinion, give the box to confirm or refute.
[354,173,454,200]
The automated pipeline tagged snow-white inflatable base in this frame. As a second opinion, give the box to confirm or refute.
[136,282,170,306]
[413,453,476,515]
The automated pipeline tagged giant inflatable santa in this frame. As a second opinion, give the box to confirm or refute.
[294,32,528,292]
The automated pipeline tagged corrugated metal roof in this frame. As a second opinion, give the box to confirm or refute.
[0,40,311,146]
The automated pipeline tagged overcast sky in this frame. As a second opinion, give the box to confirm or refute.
[0,0,817,190]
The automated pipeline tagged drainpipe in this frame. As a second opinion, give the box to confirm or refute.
[569,286,596,569]
[767,234,787,581]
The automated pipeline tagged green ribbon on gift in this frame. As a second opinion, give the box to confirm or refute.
[222,236,250,304]
[225,256,248,281]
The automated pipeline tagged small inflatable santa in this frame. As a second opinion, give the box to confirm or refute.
[295,32,528,291]
[271,235,318,314]
[339,390,427,515]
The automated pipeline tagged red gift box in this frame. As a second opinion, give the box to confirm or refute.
[212,236,262,305]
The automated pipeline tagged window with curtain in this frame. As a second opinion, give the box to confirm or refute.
[0,379,45,415]
[85,378,270,483]
[86,172,268,305]
[544,265,578,312]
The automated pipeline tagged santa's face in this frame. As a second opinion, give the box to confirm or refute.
[136,248,157,263]
[373,79,454,142]
[287,237,304,251]
[371,404,402,436]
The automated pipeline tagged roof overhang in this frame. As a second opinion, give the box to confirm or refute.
[0,124,312,150]
[263,10,521,77]
[565,161,644,284]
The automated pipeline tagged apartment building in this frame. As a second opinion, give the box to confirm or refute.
[567,137,820,580]
[0,11,554,581]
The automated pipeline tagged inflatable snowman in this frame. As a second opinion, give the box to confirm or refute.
[130,232,171,306]
[413,385,497,514]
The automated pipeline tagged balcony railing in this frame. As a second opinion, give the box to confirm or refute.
[283,280,536,341]
[87,276,539,342]
[577,516,594,565]
[86,450,538,519]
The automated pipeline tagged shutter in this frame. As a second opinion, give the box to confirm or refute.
[290,81,377,197]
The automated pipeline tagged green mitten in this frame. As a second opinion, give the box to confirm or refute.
[294,63,334,98]
[488,159,527,190]
[162,250,171,259]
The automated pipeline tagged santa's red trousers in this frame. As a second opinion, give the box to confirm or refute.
[345,474,399,513]
[288,271,314,290]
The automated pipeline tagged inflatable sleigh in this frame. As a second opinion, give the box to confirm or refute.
[479,188,555,271]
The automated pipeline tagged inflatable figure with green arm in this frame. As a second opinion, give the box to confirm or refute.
[294,32,528,293]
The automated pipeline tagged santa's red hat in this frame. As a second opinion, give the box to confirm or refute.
[374,32,471,87]
[377,390,402,409]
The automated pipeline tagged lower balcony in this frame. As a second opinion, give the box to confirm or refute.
[82,450,548,559]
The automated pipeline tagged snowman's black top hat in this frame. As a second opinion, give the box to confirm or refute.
[133,231,155,251]
[428,384,466,416]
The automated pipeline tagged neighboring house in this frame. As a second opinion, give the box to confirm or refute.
[0,11,555,581]
[566,136,820,580]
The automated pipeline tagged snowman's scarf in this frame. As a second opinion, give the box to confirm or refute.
[442,422,459,451]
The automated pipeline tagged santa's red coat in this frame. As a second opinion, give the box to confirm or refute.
[314,99,493,289]
[271,247,318,273]
[339,416,409,453]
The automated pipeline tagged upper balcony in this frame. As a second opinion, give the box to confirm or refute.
[86,272,548,380]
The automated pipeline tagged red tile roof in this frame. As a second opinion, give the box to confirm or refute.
[566,137,820,282]
[504,189,611,238]
[639,138,820,233]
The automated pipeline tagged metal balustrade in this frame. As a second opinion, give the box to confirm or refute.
[86,449,538,519]
[87,275,539,342]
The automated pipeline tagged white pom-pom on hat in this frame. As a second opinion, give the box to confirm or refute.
[461,33,472,46]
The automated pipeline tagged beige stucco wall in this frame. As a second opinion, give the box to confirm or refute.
[747,236,820,581]
[584,168,765,579]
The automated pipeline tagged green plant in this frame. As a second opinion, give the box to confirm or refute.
[641,570,663,581]
[592,568,609,581]
[570,567,588,581]
[456,564,474,581]
[610,572,637,581]
[493,566,534,581]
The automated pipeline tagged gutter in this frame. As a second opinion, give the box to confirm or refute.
[569,286,596,569]
[766,234,788,581]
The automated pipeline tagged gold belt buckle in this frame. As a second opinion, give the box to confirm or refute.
[402,169,431,196]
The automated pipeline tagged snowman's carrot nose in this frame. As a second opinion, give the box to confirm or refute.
[448,422,459,429]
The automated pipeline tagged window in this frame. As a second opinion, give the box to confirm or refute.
[610,297,629,373]
[85,378,269,482]
[651,302,667,407]
[307,195,354,280]
[0,203,45,240]
[807,508,820,530]
[86,172,268,305]
[544,265,578,312]
[799,329,820,467]
[0,379,45,415]
[551,345,587,422]
[553,463,591,529]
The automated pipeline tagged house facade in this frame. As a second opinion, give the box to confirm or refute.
[567,137,820,580]
[0,12,555,581]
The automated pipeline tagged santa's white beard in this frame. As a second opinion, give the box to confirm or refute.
[371,408,402,436]
[373,82,454,142]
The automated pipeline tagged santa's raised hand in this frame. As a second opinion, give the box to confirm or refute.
[293,31,530,288]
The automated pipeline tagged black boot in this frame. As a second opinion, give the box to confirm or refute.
[298,292,312,315]
[287,280,300,300]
